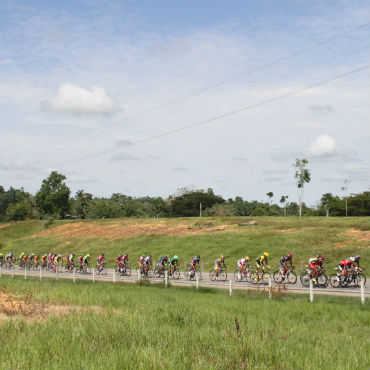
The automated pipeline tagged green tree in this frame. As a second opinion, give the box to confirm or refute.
[5,200,35,221]
[320,193,334,217]
[280,195,289,216]
[293,158,311,217]
[266,192,273,204]
[35,171,71,219]
[74,190,93,218]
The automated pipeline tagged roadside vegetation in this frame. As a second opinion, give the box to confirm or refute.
[0,276,369,370]
[0,217,369,274]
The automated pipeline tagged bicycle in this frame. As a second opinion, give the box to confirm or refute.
[167,265,180,279]
[273,266,297,284]
[234,266,254,282]
[153,265,168,278]
[115,264,131,277]
[300,266,328,287]
[209,267,227,281]
[95,262,108,275]
[184,267,202,281]
[137,264,153,278]
[251,266,271,285]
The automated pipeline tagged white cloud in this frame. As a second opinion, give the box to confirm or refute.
[43,83,119,114]
[343,163,369,174]
[308,134,338,158]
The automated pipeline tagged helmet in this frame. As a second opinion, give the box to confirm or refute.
[124,254,128,257]
[264,252,269,257]
[196,255,200,259]
[355,255,361,260]
[120,254,123,258]
[287,253,292,258]
[245,256,250,261]
[174,255,178,259]
[58,254,61,257]
[87,254,90,257]
[220,255,224,259]
[143,254,146,257]
[102,253,104,257]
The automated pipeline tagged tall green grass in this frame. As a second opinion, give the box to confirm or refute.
[0,275,369,370]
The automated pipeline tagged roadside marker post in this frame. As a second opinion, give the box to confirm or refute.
[165,270,168,287]
[310,279,314,302]
[12,266,14,278]
[268,276,272,299]
[229,278,232,296]
[73,268,76,283]
[196,273,199,289]
[40,267,42,281]
[137,269,140,281]
[24,265,27,279]
[113,271,116,284]
[360,280,365,304]
[56,265,59,280]
[93,269,95,283]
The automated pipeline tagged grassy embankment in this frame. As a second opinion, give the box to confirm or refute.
[0,275,369,370]
[0,217,369,273]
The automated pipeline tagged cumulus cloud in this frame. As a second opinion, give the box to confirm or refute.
[43,83,119,114]
[308,134,338,158]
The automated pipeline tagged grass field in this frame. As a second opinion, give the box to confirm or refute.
[0,275,369,370]
[0,217,369,274]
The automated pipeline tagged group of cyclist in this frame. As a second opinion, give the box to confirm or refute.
[0,250,363,283]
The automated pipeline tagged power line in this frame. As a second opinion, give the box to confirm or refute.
[2,23,368,162]
[0,64,368,183]
[51,65,369,166]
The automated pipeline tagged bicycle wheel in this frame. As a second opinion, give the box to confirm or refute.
[209,270,216,281]
[220,270,227,281]
[317,273,328,287]
[251,272,260,285]
[261,272,270,285]
[287,271,297,284]
[195,271,202,281]
[171,270,180,279]
[154,267,162,278]
[329,274,341,288]
[273,271,283,284]
[234,270,242,282]
[300,272,310,288]
[124,266,131,276]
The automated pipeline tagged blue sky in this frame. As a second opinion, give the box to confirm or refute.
[0,0,369,206]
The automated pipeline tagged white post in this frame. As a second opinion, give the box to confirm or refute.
[12,266,14,278]
[24,265,27,279]
[73,268,76,283]
[361,280,365,304]
[40,267,42,281]
[93,268,95,283]
[56,265,59,280]
[196,273,199,289]
[229,278,232,296]
[310,279,314,302]
[113,271,116,284]
[137,269,140,281]
[269,276,272,299]
[165,270,168,287]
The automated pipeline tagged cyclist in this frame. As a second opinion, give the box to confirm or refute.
[55,254,62,266]
[279,253,293,277]
[237,256,250,275]
[138,254,146,272]
[214,255,226,278]
[256,252,270,274]
[68,253,75,271]
[41,254,47,268]
[5,252,14,263]
[19,252,25,264]
[82,254,90,266]
[309,256,321,283]
[158,256,168,272]
[189,255,200,277]
[143,255,152,270]
[97,253,105,272]
[168,255,179,275]
[34,254,40,269]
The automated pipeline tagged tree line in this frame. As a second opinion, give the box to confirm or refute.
[0,170,369,221]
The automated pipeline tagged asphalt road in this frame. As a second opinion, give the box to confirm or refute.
[1,266,369,299]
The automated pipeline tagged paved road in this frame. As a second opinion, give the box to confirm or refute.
[1,267,369,298]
